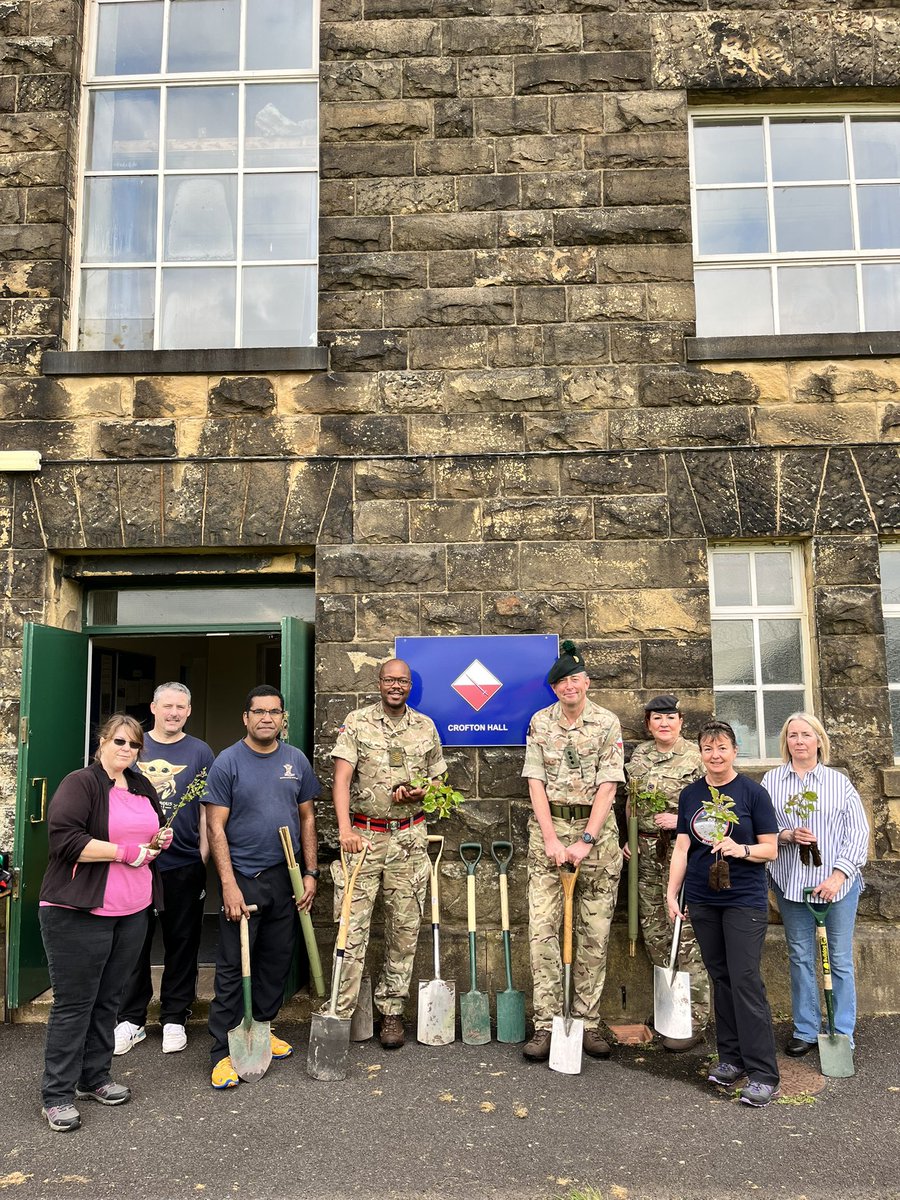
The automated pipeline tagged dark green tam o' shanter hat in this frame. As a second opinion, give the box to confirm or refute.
[547,639,587,686]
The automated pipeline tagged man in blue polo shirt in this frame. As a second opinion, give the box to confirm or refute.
[203,684,319,1089]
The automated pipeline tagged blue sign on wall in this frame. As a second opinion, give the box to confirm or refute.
[395,635,559,746]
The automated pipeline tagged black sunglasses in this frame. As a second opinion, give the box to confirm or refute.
[112,736,142,750]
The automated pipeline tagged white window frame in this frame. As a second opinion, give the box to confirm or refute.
[73,0,320,352]
[709,544,812,762]
[878,545,900,761]
[689,105,900,337]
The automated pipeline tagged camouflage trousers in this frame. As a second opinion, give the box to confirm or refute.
[326,825,430,1019]
[638,842,710,1029]
[527,816,623,1032]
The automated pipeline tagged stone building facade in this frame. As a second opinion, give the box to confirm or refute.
[1,0,899,1019]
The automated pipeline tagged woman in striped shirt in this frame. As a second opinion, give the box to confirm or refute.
[762,712,869,1057]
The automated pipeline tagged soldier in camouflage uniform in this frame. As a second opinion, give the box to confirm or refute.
[626,694,709,1051]
[521,640,625,1062]
[329,659,446,1049]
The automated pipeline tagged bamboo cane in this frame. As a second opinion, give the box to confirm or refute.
[278,825,325,997]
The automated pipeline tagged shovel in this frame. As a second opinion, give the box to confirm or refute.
[804,887,855,1078]
[278,825,325,998]
[350,976,373,1042]
[653,884,693,1040]
[307,844,368,1081]
[417,834,456,1046]
[549,863,583,1075]
[491,840,526,1044]
[227,905,272,1083]
[460,842,490,1045]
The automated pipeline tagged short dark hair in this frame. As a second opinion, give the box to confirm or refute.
[697,718,738,750]
[244,684,285,713]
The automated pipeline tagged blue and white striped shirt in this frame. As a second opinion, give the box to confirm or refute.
[762,762,869,903]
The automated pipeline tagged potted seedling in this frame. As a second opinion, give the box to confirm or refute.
[784,788,821,867]
[702,784,738,891]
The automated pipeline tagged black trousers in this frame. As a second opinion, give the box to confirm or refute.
[207,864,297,1065]
[689,903,779,1087]
[40,905,148,1108]
[118,860,207,1027]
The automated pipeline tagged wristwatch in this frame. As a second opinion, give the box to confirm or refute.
[581,831,596,845]
[743,845,751,858]
[302,868,320,879]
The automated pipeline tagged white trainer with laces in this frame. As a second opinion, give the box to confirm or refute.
[162,1023,187,1053]
[113,1021,146,1055]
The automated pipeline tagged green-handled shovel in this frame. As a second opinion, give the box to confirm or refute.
[227,904,273,1083]
[460,842,491,1045]
[491,840,526,1044]
[803,887,855,1078]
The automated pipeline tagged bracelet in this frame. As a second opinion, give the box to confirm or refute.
[744,844,751,858]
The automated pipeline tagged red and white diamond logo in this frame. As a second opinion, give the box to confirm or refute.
[451,660,502,712]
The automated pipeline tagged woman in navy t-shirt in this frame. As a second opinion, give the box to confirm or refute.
[666,719,780,1107]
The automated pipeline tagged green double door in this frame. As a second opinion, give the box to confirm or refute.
[7,617,312,1010]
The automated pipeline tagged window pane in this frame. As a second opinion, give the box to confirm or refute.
[713,692,758,759]
[858,185,900,251]
[79,268,155,351]
[863,264,900,332]
[755,552,794,606]
[83,177,157,262]
[95,1,163,75]
[759,619,802,684]
[242,266,317,347]
[243,174,316,260]
[880,550,900,606]
[160,267,235,348]
[891,691,900,759]
[164,175,236,261]
[245,84,317,168]
[778,265,859,334]
[167,0,239,72]
[694,268,774,337]
[770,120,848,182]
[773,186,853,253]
[88,585,315,625]
[885,617,900,681]
[87,89,160,171]
[693,122,765,185]
[712,620,755,686]
[852,118,900,180]
[696,189,769,256]
[165,86,238,168]
[712,552,751,607]
[763,691,806,759]
[247,0,314,70]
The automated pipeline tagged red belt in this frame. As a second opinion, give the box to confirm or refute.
[350,811,426,833]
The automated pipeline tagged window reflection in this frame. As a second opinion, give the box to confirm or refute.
[95,1,163,76]
[167,0,239,72]
[161,267,235,348]
[696,190,769,255]
[778,265,859,334]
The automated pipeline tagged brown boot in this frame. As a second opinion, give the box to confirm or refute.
[379,1014,405,1049]
[583,1030,612,1059]
[522,1029,551,1061]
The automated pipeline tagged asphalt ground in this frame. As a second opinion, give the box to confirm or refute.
[2,1016,899,1200]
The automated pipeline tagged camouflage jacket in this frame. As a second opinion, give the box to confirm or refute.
[626,736,703,835]
[522,698,625,825]
[330,702,447,819]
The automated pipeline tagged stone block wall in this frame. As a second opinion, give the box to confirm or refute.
[1,1,900,1014]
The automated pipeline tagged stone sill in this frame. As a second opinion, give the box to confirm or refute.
[686,332,900,362]
[42,346,329,376]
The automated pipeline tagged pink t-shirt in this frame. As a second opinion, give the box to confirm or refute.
[92,786,159,917]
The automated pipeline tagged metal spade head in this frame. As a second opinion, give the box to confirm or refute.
[306,1011,351,1081]
[417,978,456,1046]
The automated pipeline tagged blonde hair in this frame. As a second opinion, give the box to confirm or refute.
[779,711,830,765]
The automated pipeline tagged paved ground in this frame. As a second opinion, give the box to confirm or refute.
[2,1016,898,1200]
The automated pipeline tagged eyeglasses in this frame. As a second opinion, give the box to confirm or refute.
[380,678,411,687]
[248,707,284,717]
[112,736,142,750]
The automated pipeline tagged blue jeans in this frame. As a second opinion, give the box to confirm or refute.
[771,878,861,1046]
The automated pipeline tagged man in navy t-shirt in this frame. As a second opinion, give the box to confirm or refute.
[203,684,319,1089]
[114,682,215,1057]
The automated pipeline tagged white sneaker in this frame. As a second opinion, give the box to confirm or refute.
[162,1023,187,1054]
[113,1021,146,1055]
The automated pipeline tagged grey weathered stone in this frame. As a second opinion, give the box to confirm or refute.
[483,590,586,636]
[355,458,433,501]
[434,100,473,139]
[409,499,481,543]
[484,496,591,541]
[516,51,650,93]
[420,591,481,635]
[96,420,176,459]
[816,587,884,638]
[357,592,420,640]
[208,377,276,415]
[326,330,409,373]
[320,60,403,102]
[319,415,409,456]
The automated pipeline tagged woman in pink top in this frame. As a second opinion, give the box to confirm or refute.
[38,715,170,1133]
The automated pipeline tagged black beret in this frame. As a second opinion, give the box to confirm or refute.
[547,639,588,686]
[644,694,680,714]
